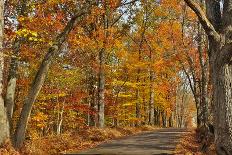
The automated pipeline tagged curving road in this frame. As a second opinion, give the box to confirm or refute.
[68,128,189,155]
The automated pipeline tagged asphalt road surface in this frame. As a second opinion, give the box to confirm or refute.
[68,128,188,155]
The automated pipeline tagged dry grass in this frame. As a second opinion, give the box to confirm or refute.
[18,125,157,155]
[175,129,216,155]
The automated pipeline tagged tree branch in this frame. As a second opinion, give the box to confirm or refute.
[184,0,220,42]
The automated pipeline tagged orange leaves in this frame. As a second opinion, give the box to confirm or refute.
[108,0,121,9]
[160,0,182,16]
[32,112,48,129]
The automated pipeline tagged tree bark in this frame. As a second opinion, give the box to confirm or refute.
[212,62,232,155]
[13,3,93,148]
[147,41,155,125]
[57,101,64,135]
[97,48,105,128]
[6,39,19,122]
[135,73,141,126]
[149,70,155,125]
[0,0,10,144]
[89,72,96,127]
[197,22,209,126]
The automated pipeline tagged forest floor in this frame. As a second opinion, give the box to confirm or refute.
[67,128,189,155]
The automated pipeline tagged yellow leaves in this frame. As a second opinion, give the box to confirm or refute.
[122,101,134,107]
[32,112,48,128]
[18,16,26,23]
[16,28,42,42]
[31,32,38,37]
[38,92,67,101]
[112,80,137,89]
[153,7,168,17]
[116,49,127,59]
[16,28,36,37]
[161,0,182,16]
[118,93,133,98]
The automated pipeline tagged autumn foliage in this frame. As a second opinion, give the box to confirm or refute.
[0,0,206,153]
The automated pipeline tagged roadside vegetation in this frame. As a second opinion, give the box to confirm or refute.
[1,126,157,155]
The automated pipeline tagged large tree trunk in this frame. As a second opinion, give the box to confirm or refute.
[212,61,232,155]
[0,0,9,144]
[13,4,93,148]
[184,0,232,154]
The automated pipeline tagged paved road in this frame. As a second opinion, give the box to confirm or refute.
[68,128,188,155]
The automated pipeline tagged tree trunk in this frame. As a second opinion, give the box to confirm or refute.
[89,72,96,127]
[0,0,9,144]
[89,96,96,127]
[135,81,141,126]
[212,56,232,155]
[198,21,209,127]
[144,97,149,125]
[13,4,93,148]
[5,39,19,123]
[196,105,202,127]
[169,113,173,127]
[97,48,105,128]
[5,0,27,129]
[149,70,155,125]
[57,101,64,135]
[156,108,161,126]
[161,111,166,127]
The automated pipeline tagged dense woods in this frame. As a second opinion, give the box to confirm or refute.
[0,0,231,154]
